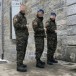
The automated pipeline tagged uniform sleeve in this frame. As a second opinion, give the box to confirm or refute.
[13,15,21,29]
[54,22,57,30]
[13,15,27,29]
[45,20,57,32]
[22,17,28,30]
[45,21,49,28]
[24,17,27,26]
[51,22,57,31]
[45,21,51,30]
[32,20,44,32]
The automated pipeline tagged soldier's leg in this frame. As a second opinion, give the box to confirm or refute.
[16,37,27,72]
[47,34,57,59]
[47,34,56,65]
[47,35,54,61]
[47,33,58,64]
[16,37,25,66]
[35,37,45,68]
[23,36,28,60]
[52,33,57,57]
[35,37,44,60]
[50,33,58,63]
[19,36,28,68]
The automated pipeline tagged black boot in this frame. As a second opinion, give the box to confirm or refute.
[36,60,45,68]
[17,65,27,72]
[39,60,45,65]
[47,56,53,65]
[50,59,58,63]
[22,64,27,67]
[47,60,53,65]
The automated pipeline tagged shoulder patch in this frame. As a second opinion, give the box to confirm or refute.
[33,22,37,25]
[46,22,49,25]
[13,16,18,24]
[33,20,37,25]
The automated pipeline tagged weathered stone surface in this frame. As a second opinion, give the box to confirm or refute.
[57,19,66,26]
[67,36,76,45]
[67,4,76,16]
[67,15,76,25]
[57,30,67,36]
[1,61,76,76]
[67,25,76,35]
[65,46,76,62]
[66,0,76,5]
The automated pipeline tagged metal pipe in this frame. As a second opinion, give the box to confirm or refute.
[1,0,4,59]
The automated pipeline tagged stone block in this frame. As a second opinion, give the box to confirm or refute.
[66,0,76,5]
[67,36,76,45]
[65,46,76,62]
[67,15,76,25]
[67,25,76,35]
[67,4,76,16]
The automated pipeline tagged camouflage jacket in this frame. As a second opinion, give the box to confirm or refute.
[45,19,57,34]
[32,17,46,37]
[13,12,29,37]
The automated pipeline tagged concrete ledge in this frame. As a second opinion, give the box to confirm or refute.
[0,59,9,64]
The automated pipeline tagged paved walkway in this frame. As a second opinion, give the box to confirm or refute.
[0,61,76,76]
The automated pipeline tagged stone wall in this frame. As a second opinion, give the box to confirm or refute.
[0,0,76,62]
[64,0,76,62]
[2,0,16,61]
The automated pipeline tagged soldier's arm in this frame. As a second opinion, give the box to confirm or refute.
[45,21,51,30]
[25,17,27,25]
[22,17,28,30]
[13,15,27,29]
[55,22,57,30]
[54,23,57,33]
[23,17,27,27]
[45,21,49,28]
[32,20,37,32]
[13,15,22,29]
[51,22,57,31]
[46,20,57,32]
[32,20,44,32]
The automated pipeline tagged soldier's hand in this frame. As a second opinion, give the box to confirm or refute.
[13,16,18,24]
[55,30,57,33]
[33,22,37,26]
[44,28,46,31]
[45,22,49,28]
[44,35,46,38]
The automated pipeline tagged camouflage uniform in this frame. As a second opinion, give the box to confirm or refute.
[32,17,45,60]
[13,12,29,66]
[45,19,57,60]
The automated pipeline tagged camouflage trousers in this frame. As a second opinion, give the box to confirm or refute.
[16,35,28,66]
[47,33,57,60]
[34,37,44,60]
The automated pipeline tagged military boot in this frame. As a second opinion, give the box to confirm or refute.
[47,55,53,65]
[47,60,53,65]
[50,58,58,63]
[17,65,27,72]
[22,64,27,68]
[47,56,58,65]
[47,56,53,65]
[39,60,45,65]
[36,59,45,68]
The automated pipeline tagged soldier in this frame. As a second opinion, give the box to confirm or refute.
[13,4,29,72]
[45,12,58,65]
[32,9,46,68]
